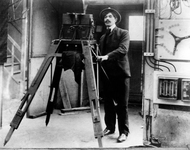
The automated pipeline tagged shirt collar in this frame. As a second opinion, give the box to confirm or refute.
[107,24,116,32]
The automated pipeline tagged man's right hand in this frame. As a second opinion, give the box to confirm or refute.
[97,55,108,62]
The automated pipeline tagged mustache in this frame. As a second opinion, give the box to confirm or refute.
[104,19,111,23]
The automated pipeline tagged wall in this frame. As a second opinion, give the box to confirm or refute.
[27,0,85,116]
[0,0,9,128]
[143,0,190,147]
[0,0,8,64]
[27,0,59,116]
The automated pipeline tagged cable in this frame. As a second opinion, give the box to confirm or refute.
[170,0,182,15]
[159,0,171,19]
[8,0,22,9]
[145,57,163,71]
[156,58,177,72]
[2,0,23,23]
[151,53,177,72]
[149,57,170,71]
[182,0,190,7]
[170,0,179,11]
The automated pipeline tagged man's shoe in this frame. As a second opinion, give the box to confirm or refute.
[103,128,114,136]
[117,133,127,143]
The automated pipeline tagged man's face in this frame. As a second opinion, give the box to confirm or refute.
[104,12,117,27]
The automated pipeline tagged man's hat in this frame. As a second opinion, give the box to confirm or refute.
[99,7,121,23]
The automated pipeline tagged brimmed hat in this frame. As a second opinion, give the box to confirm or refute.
[99,7,121,23]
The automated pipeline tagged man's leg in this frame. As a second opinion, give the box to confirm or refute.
[115,78,130,142]
[104,95,116,132]
[102,76,116,134]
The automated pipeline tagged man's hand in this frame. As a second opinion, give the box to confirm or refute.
[97,55,108,62]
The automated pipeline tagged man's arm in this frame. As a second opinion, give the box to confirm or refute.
[97,29,130,62]
[107,30,130,60]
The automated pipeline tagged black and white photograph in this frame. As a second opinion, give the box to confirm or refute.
[0,0,190,149]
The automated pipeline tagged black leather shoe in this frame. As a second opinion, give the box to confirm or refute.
[117,133,127,142]
[103,128,114,136]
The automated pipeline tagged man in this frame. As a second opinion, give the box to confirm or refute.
[97,7,131,143]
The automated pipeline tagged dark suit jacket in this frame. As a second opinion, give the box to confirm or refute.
[99,27,131,78]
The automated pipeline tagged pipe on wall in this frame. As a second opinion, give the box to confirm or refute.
[20,0,29,97]
[84,0,145,5]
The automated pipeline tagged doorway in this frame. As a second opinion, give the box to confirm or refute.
[86,4,144,105]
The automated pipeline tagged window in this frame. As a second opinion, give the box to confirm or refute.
[129,16,144,41]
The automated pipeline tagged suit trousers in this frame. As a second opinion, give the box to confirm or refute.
[102,75,130,136]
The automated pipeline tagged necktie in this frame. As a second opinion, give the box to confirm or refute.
[103,29,111,54]
[106,28,111,35]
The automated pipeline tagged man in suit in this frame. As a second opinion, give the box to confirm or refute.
[97,7,131,143]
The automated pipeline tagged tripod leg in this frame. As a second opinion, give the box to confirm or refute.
[4,42,61,146]
[81,41,103,147]
[45,58,63,126]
